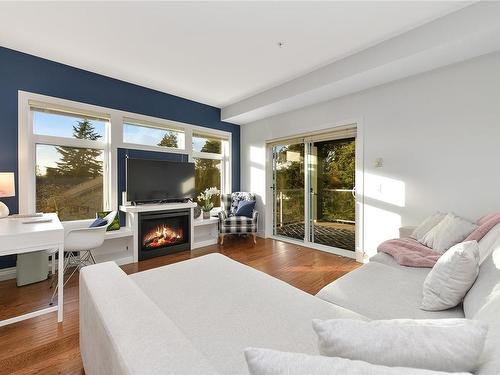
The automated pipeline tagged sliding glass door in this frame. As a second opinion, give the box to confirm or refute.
[271,128,357,254]
[272,142,305,241]
[308,137,356,251]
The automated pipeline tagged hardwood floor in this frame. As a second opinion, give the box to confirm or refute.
[0,237,360,375]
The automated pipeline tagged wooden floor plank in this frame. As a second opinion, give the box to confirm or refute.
[0,237,360,374]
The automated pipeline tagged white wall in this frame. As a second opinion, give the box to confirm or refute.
[241,51,500,257]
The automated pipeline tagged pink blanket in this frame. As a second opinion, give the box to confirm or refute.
[377,238,442,268]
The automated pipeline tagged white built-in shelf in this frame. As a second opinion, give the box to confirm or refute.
[119,202,197,213]
[104,227,133,240]
[193,217,219,249]
[94,251,133,266]
[193,217,219,226]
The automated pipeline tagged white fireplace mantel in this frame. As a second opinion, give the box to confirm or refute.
[120,202,197,213]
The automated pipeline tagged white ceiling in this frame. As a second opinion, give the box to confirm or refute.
[0,1,470,108]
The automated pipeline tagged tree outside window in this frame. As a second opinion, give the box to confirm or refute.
[36,119,104,221]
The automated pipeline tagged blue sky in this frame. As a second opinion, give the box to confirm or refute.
[34,112,106,175]
[34,111,210,175]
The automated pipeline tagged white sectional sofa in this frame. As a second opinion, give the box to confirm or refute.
[80,226,500,375]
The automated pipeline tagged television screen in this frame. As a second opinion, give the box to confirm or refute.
[126,158,195,203]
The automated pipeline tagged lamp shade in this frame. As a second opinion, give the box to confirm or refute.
[0,172,15,198]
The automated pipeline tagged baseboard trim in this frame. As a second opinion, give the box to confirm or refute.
[0,261,58,282]
[0,267,16,281]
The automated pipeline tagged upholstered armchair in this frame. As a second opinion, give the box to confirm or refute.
[218,192,258,245]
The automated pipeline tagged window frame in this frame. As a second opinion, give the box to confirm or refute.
[122,117,187,152]
[18,91,232,222]
[192,131,230,199]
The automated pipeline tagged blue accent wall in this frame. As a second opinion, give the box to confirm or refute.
[0,46,240,268]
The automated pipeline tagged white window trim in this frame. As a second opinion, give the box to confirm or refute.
[18,91,232,220]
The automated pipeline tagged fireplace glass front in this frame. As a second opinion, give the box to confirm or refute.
[138,210,190,260]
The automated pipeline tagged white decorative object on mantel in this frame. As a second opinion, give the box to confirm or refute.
[0,172,15,218]
[120,202,198,262]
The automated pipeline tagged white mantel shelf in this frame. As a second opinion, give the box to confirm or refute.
[119,202,197,213]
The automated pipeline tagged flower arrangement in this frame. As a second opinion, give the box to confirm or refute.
[197,187,220,216]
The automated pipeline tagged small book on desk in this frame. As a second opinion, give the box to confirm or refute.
[10,213,44,218]
[22,218,52,224]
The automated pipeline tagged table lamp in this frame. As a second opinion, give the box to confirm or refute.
[0,172,15,218]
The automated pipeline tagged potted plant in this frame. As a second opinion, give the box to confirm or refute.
[197,187,220,219]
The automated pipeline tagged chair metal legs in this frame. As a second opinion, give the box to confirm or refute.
[49,250,96,305]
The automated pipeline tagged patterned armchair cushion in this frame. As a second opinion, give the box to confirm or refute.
[228,192,256,215]
[220,212,259,234]
[223,216,254,226]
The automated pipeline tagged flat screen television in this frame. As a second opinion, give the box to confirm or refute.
[126,158,195,203]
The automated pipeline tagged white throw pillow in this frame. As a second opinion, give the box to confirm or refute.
[411,212,446,241]
[421,213,477,252]
[422,240,480,311]
[312,318,487,373]
[244,348,473,375]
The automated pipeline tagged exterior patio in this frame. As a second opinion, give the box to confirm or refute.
[275,221,355,251]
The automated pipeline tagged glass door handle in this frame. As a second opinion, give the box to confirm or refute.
[352,187,356,198]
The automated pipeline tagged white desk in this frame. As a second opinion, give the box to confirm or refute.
[0,213,64,327]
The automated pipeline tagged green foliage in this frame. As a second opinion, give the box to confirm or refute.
[54,119,103,177]
[194,139,223,207]
[273,139,356,225]
[201,139,221,154]
[157,132,178,148]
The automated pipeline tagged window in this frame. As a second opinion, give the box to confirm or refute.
[33,109,107,139]
[20,92,232,220]
[31,106,109,221]
[192,133,222,154]
[123,120,185,149]
[193,132,228,208]
[194,158,222,207]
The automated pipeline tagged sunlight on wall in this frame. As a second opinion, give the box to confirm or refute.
[364,204,401,257]
[250,145,265,166]
[250,166,265,194]
[249,145,266,204]
[365,173,406,208]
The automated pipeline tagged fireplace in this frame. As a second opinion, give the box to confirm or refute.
[138,210,190,260]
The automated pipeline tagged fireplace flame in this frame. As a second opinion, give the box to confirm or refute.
[143,224,184,249]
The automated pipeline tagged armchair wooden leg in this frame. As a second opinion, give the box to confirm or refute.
[252,233,257,244]
[219,234,224,245]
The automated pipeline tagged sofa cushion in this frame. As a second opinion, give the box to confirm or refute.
[410,212,446,242]
[79,262,220,375]
[477,222,500,263]
[313,318,487,373]
[474,283,500,375]
[130,254,365,375]
[421,213,477,252]
[370,252,400,267]
[224,215,254,226]
[463,243,500,319]
[421,241,480,311]
[316,262,464,320]
[244,348,473,375]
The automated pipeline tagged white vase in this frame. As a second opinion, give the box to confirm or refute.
[203,211,210,219]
